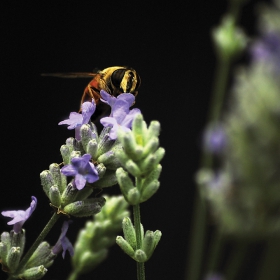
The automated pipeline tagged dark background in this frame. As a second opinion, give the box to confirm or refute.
[0,1,258,279]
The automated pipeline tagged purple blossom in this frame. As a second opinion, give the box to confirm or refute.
[1,196,37,233]
[59,100,96,140]
[100,91,141,140]
[61,154,99,190]
[52,220,74,258]
[203,124,227,155]
[251,32,280,71]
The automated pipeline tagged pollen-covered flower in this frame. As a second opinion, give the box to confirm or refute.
[52,220,74,258]
[61,154,99,190]
[100,91,141,140]
[1,196,37,233]
[59,100,96,139]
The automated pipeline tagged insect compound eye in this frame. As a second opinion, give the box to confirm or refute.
[111,69,139,94]
[111,69,126,92]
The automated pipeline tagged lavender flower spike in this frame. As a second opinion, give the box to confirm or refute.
[61,153,99,190]
[1,196,37,233]
[52,220,74,258]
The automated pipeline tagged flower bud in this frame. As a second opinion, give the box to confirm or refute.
[40,170,54,197]
[125,160,142,177]
[19,265,48,280]
[95,163,106,178]
[61,182,78,206]
[212,15,247,61]
[140,180,160,203]
[60,145,71,165]
[49,186,61,207]
[63,197,105,217]
[127,188,141,205]
[49,163,66,193]
[26,241,54,269]
[134,249,147,262]
[116,168,134,197]
[116,236,135,258]
[87,139,98,159]
[132,114,148,145]
[147,120,160,139]
[10,230,25,255]
[80,124,93,151]
[141,230,162,260]
[97,128,115,157]
[142,137,159,158]
[122,217,136,250]
[7,247,21,273]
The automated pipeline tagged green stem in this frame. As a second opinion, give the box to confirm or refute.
[206,229,223,273]
[8,212,61,279]
[185,194,206,280]
[133,204,145,280]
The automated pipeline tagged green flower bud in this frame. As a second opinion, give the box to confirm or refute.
[49,163,66,193]
[132,114,148,145]
[7,247,21,273]
[127,188,141,205]
[70,151,81,161]
[97,128,115,157]
[116,236,135,258]
[49,186,61,207]
[125,160,142,177]
[10,230,25,255]
[87,139,98,159]
[95,163,106,178]
[40,170,54,197]
[134,249,147,263]
[141,164,162,191]
[140,180,160,203]
[116,168,134,197]
[212,15,247,61]
[138,147,165,174]
[63,197,105,217]
[80,124,93,151]
[122,217,136,250]
[26,242,54,269]
[60,145,71,165]
[147,120,160,139]
[0,232,11,265]
[142,137,159,158]
[141,230,162,260]
[19,265,47,280]
[61,182,78,206]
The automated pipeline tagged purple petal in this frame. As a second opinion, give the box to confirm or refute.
[59,112,83,129]
[61,165,78,177]
[61,237,74,258]
[117,93,135,107]
[121,108,141,128]
[74,174,87,190]
[1,196,37,233]
[100,90,116,106]
[100,117,117,128]
[81,101,96,124]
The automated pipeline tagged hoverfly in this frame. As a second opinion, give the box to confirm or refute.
[42,66,141,118]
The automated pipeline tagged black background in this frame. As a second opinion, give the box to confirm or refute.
[0,1,258,279]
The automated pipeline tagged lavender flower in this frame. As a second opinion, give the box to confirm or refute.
[203,123,227,154]
[61,154,99,190]
[52,220,74,258]
[100,91,141,140]
[59,101,96,140]
[1,196,37,233]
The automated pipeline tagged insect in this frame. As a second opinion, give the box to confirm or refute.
[42,66,141,112]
